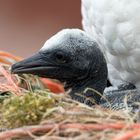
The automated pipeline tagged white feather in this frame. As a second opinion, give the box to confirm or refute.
[41,29,91,51]
[81,0,140,87]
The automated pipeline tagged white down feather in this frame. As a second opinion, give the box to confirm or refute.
[81,0,140,88]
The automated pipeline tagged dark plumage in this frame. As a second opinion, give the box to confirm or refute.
[11,29,108,106]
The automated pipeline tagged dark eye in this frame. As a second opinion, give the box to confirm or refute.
[55,52,67,63]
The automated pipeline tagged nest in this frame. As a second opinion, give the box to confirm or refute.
[0,51,140,140]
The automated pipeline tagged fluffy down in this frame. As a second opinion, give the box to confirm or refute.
[81,0,140,88]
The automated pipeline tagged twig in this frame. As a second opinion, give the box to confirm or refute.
[0,123,130,140]
[113,129,140,140]
[0,51,21,62]
[0,64,22,96]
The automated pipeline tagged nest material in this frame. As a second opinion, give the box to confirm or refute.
[0,51,140,140]
[0,92,140,140]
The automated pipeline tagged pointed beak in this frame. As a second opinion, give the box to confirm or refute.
[11,52,56,77]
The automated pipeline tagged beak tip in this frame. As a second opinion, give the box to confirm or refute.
[10,66,15,74]
[10,63,18,74]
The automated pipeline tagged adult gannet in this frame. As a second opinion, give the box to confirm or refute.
[82,0,140,89]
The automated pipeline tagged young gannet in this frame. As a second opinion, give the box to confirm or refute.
[11,29,108,106]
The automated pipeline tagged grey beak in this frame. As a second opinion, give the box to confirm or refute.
[11,52,52,75]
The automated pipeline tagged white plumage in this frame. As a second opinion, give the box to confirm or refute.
[81,0,140,88]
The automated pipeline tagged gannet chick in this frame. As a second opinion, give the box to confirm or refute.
[11,29,108,106]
